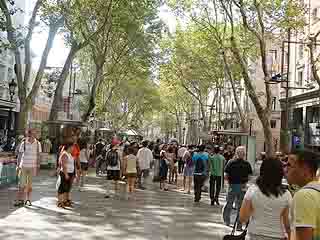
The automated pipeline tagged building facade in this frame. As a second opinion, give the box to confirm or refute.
[0,1,28,144]
[279,0,320,152]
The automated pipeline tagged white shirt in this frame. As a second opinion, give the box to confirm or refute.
[80,149,88,163]
[60,151,75,173]
[244,185,292,238]
[19,138,42,168]
[178,147,187,158]
[137,147,153,170]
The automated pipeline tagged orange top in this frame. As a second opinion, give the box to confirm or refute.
[71,144,80,160]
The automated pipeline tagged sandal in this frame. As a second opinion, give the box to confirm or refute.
[57,202,64,208]
[25,200,32,206]
[64,200,73,207]
[14,200,25,207]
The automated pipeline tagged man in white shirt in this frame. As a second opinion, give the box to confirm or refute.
[178,145,188,174]
[137,140,153,190]
[15,129,41,207]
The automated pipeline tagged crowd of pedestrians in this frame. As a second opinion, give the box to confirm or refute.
[12,129,320,240]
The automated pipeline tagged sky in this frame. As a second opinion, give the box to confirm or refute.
[30,4,177,70]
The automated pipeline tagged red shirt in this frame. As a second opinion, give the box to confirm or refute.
[72,144,80,160]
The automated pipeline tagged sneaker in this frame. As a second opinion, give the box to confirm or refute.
[104,195,110,199]
[14,200,24,207]
[215,199,220,206]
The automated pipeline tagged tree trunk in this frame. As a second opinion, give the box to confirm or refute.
[27,23,60,105]
[259,110,274,157]
[82,63,104,122]
[175,111,182,144]
[200,102,208,133]
[17,100,31,135]
[49,43,80,121]
[208,90,218,131]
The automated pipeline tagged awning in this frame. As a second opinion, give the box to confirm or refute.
[211,130,249,136]
[279,89,320,105]
[0,99,16,109]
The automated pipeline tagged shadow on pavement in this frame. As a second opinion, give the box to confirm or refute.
[0,170,232,240]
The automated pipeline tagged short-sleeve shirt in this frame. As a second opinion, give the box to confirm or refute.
[192,152,209,176]
[209,154,225,177]
[19,138,42,169]
[245,185,292,238]
[224,159,252,184]
[291,182,320,240]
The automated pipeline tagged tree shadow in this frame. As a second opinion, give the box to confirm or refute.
[0,172,232,240]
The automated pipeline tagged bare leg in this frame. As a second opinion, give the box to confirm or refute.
[131,177,136,193]
[26,185,32,201]
[188,176,192,193]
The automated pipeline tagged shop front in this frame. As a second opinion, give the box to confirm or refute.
[0,99,18,187]
[280,89,320,152]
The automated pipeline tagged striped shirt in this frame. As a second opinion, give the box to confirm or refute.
[19,138,42,168]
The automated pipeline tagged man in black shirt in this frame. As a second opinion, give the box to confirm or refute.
[223,146,252,229]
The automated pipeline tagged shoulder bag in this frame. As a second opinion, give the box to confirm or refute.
[223,213,249,240]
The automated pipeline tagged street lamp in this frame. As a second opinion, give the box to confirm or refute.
[8,78,17,102]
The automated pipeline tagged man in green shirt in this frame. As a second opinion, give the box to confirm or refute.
[209,145,225,206]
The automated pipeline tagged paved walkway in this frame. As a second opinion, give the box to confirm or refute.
[0,171,232,240]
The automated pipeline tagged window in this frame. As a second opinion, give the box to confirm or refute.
[313,8,319,20]
[271,120,277,129]
[298,45,304,59]
[298,71,303,86]
[272,97,277,110]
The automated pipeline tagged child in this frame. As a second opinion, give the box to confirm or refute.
[123,146,138,194]
[57,143,75,208]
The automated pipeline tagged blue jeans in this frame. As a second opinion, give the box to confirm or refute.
[223,184,246,226]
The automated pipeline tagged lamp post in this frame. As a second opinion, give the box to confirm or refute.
[182,127,186,145]
[9,78,17,102]
[8,78,17,139]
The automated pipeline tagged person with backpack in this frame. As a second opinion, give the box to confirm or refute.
[287,150,320,240]
[14,129,42,207]
[104,139,121,199]
[192,145,209,203]
[182,145,194,194]
[209,145,225,206]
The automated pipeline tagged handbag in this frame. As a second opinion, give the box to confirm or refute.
[223,213,249,240]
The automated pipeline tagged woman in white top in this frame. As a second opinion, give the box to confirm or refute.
[79,140,89,191]
[240,158,292,240]
[57,143,75,208]
[123,146,139,193]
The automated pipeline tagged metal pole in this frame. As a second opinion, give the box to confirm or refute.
[68,63,73,119]
[285,29,291,153]
[218,87,221,130]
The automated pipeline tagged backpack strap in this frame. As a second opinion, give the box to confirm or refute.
[303,183,320,193]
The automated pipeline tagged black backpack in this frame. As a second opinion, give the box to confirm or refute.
[106,149,119,167]
[194,154,205,174]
